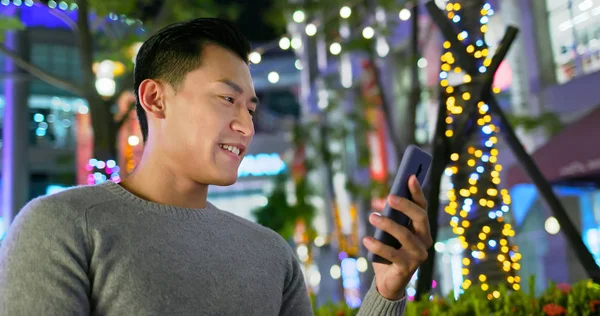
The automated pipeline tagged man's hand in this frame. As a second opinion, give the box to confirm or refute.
[362,175,433,300]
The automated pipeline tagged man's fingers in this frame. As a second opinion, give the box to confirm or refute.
[408,175,427,210]
[387,194,433,248]
[369,213,428,258]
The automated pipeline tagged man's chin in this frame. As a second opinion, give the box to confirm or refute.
[210,176,238,187]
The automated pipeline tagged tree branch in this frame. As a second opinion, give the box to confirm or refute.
[0,44,83,95]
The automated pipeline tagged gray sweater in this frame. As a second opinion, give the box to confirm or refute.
[0,181,406,315]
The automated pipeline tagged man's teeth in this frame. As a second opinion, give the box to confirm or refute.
[220,144,240,156]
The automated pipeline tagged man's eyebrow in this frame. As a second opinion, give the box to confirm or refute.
[218,79,259,105]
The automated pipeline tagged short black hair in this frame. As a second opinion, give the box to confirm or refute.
[133,18,251,142]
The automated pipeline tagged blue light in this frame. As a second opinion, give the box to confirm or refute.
[488,9,495,15]
[35,128,46,137]
[464,204,471,212]
[407,287,417,297]
[482,125,492,134]
[465,198,473,205]
[24,0,33,6]
[470,173,479,180]
[481,155,489,162]
[33,113,44,122]
[58,1,68,10]
[485,141,494,147]
[238,153,286,177]
[453,15,461,23]
[480,16,489,24]
[445,168,453,176]
[440,72,448,79]
[339,252,348,261]
[48,0,57,9]
[489,211,496,219]
[496,210,503,217]
[451,216,459,223]
[106,160,117,168]
[483,3,491,10]
[89,158,98,167]
[479,66,487,73]
[476,39,484,47]
[477,166,484,173]
[459,31,468,39]
[13,0,21,6]
[501,205,509,212]
[480,104,489,112]
[488,240,497,247]
[1,0,9,6]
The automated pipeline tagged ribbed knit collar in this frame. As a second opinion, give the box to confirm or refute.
[101,181,218,220]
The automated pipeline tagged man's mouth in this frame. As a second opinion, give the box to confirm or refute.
[219,144,242,156]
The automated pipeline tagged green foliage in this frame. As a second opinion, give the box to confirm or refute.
[252,171,316,241]
[506,112,564,137]
[315,277,600,315]
[0,16,25,40]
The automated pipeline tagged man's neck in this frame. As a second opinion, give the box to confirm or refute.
[119,150,209,209]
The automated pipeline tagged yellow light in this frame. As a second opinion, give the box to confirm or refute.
[475,150,483,157]
[441,63,451,71]
[486,200,495,208]
[446,117,453,124]
[495,165,503,171]
[446,86,454,93]
[463,74,472,83]
[491,171,499,177]
[514,253,522,260]
[481,25,488,33]
[474,51,482,58]
[460,189,470,197]
[477,243,485,250]
[441,79,449,87]
[443,41,451,49]
[513,284,520,291]
[484,115,492,122]
[482,48,489,56]
[493,87,501,94]
[463,258,471,265]
[478,233,486,240]
[445,130,454,137]
[479,198,487,206]
[466,45,474,53]
[483,58,492,67]
[503,261,511,267]
[462,268,469,275]
[461,241,469,249]
[460,210,468,217]
[451,153,459,161]
[513,263,521,270]
[453,3,461,10]
[490,136,498,144]
[487,294,493,300]
[446,3,454,11]
[504,224,512,229]
[481,9,487,15]
[454,67,462,73]
[467,159,476,167]
[501,246,509,253]
[477,118,485,125]
[463,280,471,289]
[487,188,498,196]
[454,107,463,114]
[462,220,470,227]
[483,226,490,233]
[493,291,500,298]
[468,146,475,154]
[451,166,458,173]
[497,254,505,261]
[462,92,471,100]
[500,239,507,246]
[492,177,501,184]
[470,186,478,194]
[456,227,465,235]
[491,148,499,156]
[481,283,489,291]
[479,274,487,282]
[515,276,521,282]
[508,276,514,283]
[447,12,455,19]
[503,266,510,272]
[450,220,458,227]
[446,96,455,105]
[468,178,477,185]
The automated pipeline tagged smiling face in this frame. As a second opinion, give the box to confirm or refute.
[147,44,258,186]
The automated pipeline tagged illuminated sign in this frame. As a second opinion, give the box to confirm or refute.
[238,153,286,177]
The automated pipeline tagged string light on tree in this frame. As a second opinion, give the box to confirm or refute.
[279,37,291,50]
[440,1,521,297]
[305,23,317,36]
[362,26,375,39]
[340,6,352,19]
[399,8,411,21]
[249,51,262,64]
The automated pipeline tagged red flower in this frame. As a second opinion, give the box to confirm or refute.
[336,311,345,316]
[543,303,567,316]
[589,300,600,312]
[556,283,572,294]
[422,308,429,316]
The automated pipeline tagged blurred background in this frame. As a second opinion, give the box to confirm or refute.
[1,0,600,313]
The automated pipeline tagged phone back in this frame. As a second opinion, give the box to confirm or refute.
[369,145,432,264]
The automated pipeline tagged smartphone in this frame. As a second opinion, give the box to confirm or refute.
[368,145,432,264]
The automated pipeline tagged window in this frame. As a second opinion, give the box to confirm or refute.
[547,0,600,83]
[29,43,81,95]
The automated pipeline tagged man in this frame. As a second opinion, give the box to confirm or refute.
[0,18,432,315]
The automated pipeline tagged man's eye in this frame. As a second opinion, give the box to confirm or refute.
[248,109,255,117]
[223,96,235,103]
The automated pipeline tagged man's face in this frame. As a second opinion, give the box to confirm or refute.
[160,44,257,186]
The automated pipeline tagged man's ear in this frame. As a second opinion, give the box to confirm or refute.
[138,79,166,119]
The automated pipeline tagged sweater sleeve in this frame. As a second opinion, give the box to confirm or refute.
[0,197,91,316]
[357,277,407,316]
[279,245,314,316]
